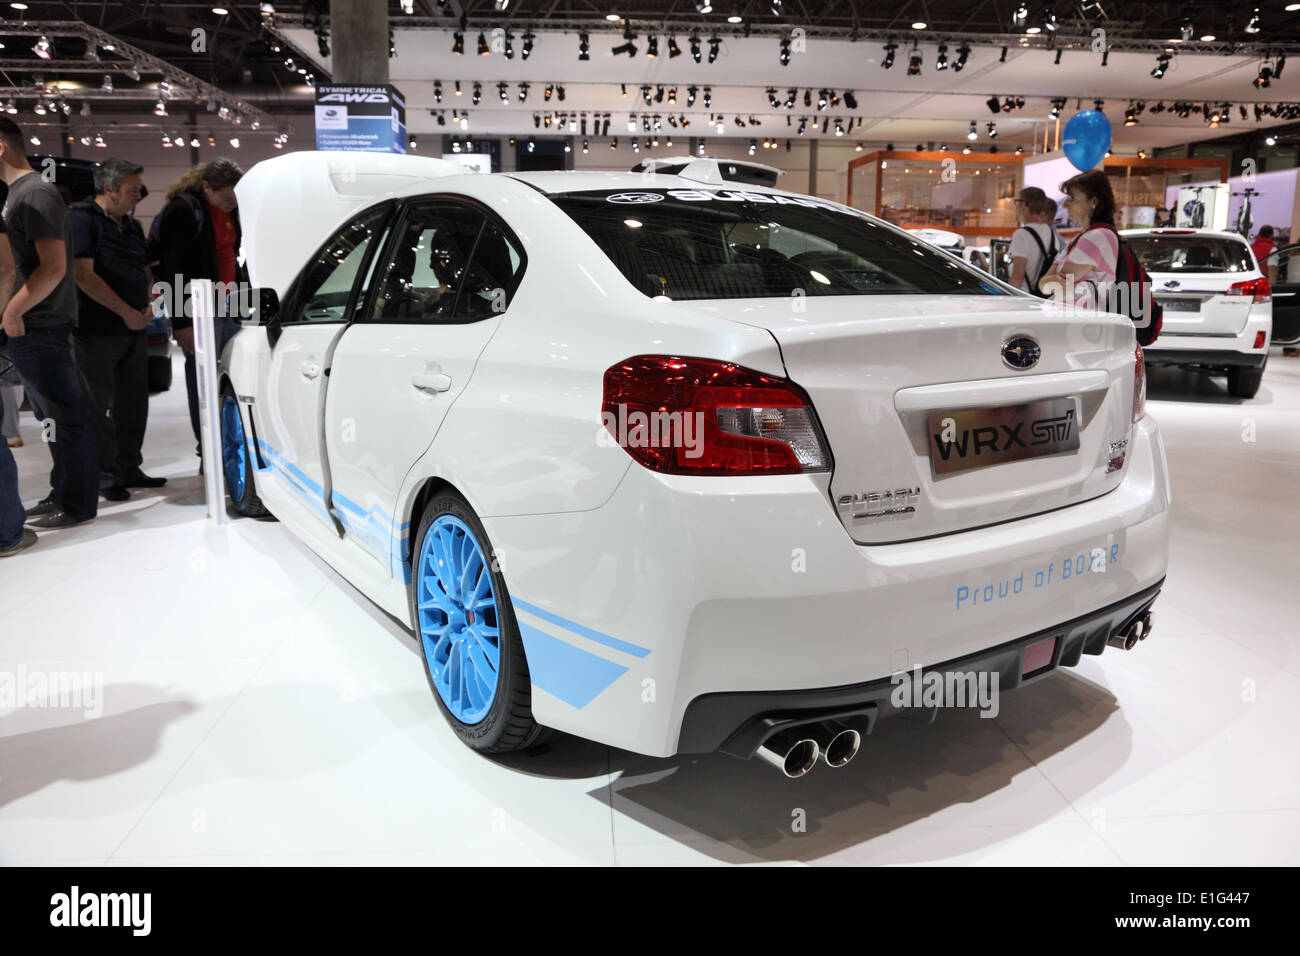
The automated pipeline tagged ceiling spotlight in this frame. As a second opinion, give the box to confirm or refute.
[1245,8,1261,33]
[154,99,168,116]
[703,87,711,108]
[882,42,897,69]
[1266,134,1278,146]
[668,35,682,58]
[687,85,697,106]
[953,43,971,72]
[521,31,534,59]
[1124,105,1138,125]
[963,144,972,154]
[696,1,713,11]
[967,121,978,140]
[1151,52,1171,78]
[987,121,998,138]
[578,32,590,61]
[844,91,858,110]
[907,46,922,75]
[230,137,240,148]
[1254,63,1273,89]
[101,74,113,92]
[472,81,482,104]
[986,96,1002,115]
[518,82,529,102]
[779,37,791,66]
[935,44,949,70]
[477,32,489,55]
[1276,54,1287,79]
[1045,3,1059,31]
[612,26,638,58]
[33,35,52,59]
[708,35,721,63]
[1012,3,1029,28]
[690,33,701,62]
[498,82,509,103]
[452,31,464,54]
[503,30,514,59]
[647,35,659,58]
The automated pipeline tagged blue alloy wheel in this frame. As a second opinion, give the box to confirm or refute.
[416,514,502,724]
[221,395,247,502]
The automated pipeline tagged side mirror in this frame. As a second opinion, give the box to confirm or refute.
[251,288,282,347]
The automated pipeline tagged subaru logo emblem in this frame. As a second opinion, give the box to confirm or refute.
[605,192,665,204]
[1002,336,1041,370]
[1163,279,1180,290]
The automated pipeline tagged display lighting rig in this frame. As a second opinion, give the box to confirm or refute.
[612,25,638,57]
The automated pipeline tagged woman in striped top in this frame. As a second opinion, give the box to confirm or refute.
[1038,169,1119,311]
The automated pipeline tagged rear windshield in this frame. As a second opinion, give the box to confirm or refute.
[548,188,1004,300]
[1126,235,1254,275]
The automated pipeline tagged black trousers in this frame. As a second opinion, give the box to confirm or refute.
[6,325,98,520]
[73,333,148,482]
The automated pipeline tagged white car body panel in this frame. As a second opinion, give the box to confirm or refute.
[222,152,1171,758]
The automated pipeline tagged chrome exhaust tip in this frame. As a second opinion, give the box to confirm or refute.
[1138,610,1153,641]
[820,723,861,768]
[755,730,820,778]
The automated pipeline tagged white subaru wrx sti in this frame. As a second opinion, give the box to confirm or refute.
[221,152,1170,777]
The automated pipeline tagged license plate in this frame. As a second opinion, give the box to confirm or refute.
[1156,296,1200,312]
[928,398,1079,476]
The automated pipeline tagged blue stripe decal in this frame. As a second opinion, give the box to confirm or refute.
[516,621,630,709]
[254,437,411,570]
[512,598,652,659]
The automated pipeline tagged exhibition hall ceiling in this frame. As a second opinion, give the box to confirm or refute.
[2,2,1299,148]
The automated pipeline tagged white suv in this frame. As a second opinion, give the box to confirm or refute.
[1122,228,1272,398]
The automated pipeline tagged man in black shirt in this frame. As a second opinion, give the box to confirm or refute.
[70,158,164,498]
[0,115,97,528]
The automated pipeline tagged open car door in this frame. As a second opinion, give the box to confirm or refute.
[1263,243,1300,345]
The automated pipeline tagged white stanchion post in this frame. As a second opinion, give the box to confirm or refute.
[192,278,228,525]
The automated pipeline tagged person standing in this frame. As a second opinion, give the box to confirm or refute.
[70,158,165,500]
[0,215,36,556]
[155,158,245,460]
[0,115,97,530]
[1250,225,1278,283]
[1008,187,1059,295]
[1038,169,1120,312]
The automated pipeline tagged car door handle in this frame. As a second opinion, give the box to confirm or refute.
[300,362,321,380]
[411,373,452,393]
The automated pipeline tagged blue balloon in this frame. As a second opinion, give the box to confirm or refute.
[1062,110,1112,171]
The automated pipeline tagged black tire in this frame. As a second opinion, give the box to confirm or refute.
[148,355,172,392]
[410,491,549,753]
[1227,364,1264,399]
[219,382,269,518]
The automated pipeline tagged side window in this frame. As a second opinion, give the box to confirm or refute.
[287,205,389,324]
[455,219,525,319]
[370,201,484,322]
[369,200,525,323]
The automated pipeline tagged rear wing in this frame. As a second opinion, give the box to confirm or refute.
[629,156,782,188]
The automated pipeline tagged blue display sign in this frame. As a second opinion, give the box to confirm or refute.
[315,84,407,153]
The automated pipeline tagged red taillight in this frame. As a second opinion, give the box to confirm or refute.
[1254,331,1267,349]
[1227,276,1271,303]
[1133,344,1146,424]
[602,355,830,475]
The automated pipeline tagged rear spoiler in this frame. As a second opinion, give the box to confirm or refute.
[629,156,782,188]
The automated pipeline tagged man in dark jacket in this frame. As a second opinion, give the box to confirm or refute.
[154,158,245,457]
[71,157,163,500]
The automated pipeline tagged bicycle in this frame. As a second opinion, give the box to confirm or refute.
[1182,184,1218,229]
[1232,187,1261,239]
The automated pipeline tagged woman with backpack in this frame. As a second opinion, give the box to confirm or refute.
[1037,169,1119,311]
[152,158,245,462]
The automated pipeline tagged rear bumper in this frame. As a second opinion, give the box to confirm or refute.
[1144,348,1267,369]
[487,414,1170,757]
[679,577,1164,756]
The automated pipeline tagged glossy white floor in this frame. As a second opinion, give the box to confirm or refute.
[2,349,1298,866]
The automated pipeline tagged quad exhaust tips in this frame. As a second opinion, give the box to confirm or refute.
[1108,610,1154,651]
[755,721,862,777]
